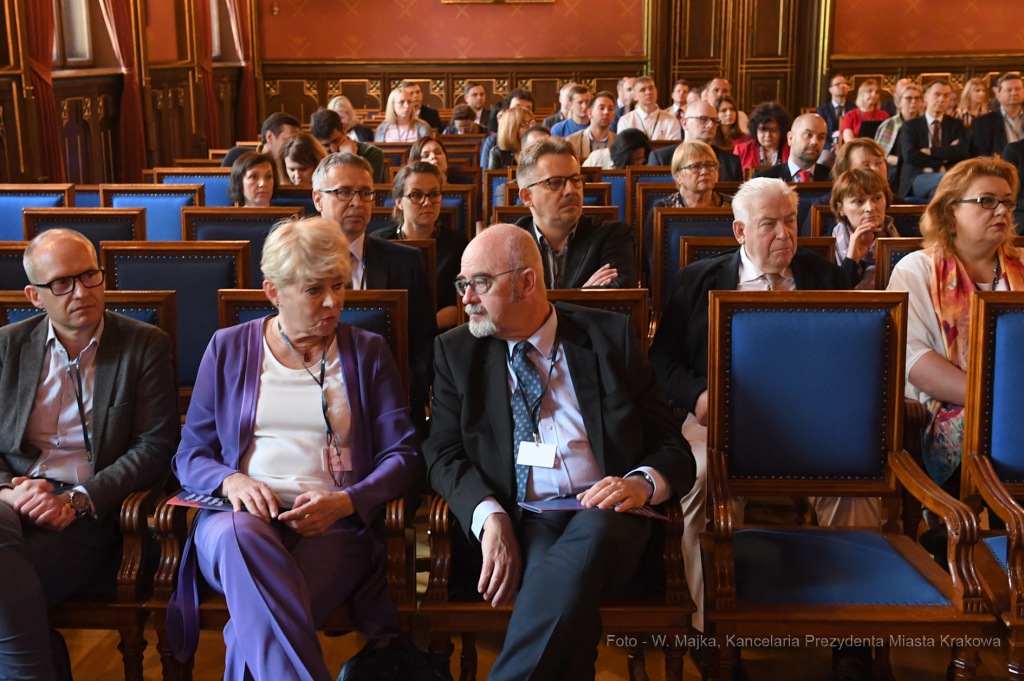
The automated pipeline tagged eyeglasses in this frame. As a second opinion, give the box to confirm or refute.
[524,174,585,192]
[316,187,376,202]
[32,268,105,296]
[403,190,444,204]
[453,268,525,296]
[679,161,720,173]
[685,115,718,125]
[958,197,1018,210]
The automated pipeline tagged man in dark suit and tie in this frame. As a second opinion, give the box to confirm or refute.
[0,229,179,680]
[969,73,1024,159]
[647,101,744,181]
[898,80,969,199]
[463,82,491,127]
[816,74,856,152]
[513,137,638,289]
[752,113,831,182]
[312,153,438,433]
[425,223,695,681]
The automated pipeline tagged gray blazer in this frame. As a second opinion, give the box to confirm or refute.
[0,311,179,519]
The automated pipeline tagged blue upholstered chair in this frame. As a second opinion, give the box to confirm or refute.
[679,236,837,269]
[600,169,628,222]
[626,166,673,233]
[181,207,302,287]
[789,181,832,230]
[101,241,250,412]
[100,184,204,242]
[154,168,232,208]
[74,185,102,208]
[271,184,319,217]
[810,204,926,239]
[485,169,510,224]
[0,185,74,241]
[377,183,476,240]
[0,242,30,290]
[701,291,992,679]
[23,208,146,258]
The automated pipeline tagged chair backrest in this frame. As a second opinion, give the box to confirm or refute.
[636,182,680,275]
[445,148,481,169]
[75,186,101,208]
[377,183,476,240]
[0,185,75,241]
[0,242,30,290]
[101,241,250,406]
[154,168,233,207]
[181,207,303,287]
[679,236,837,269]
[271,184,319,217]
[600,169,628,222]
[24,208,146,258]
[485,169,510,222]
[491,205,619,225]
[652,207,736,320]
[746,164,772,180]
[789,182,833,231]
[208,149,231,161]
[810,204,926,238]
[372,144,410,170]
[445,166,483,194]
[707,290,906,500]
[174,158,223,168]
[217,288,410,396]
[100,184,204,241]
[626,167,674,232]
[367,206,458,237]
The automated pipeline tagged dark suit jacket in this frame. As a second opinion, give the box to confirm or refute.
[649,144,743,182]
[0,312,179,519]
[363,235,439,426]
[1003,139,1024,179]
[514,214,638,289]
[969,111,1010,158]
[542,112,565,129]
[816,101,856,149]
[752,163,831,182]
[898,115,969,197]
[649,249,851,414]
[418,105,444,131]
[424,303,696,539]
[350,124,375,143]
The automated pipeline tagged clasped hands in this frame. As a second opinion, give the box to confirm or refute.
[219,472,354,536]
[0,477,76,530]
[477,475,653,608]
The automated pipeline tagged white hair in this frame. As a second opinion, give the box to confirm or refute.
[731,177,796,224]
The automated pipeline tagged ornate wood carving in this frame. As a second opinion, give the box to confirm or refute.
[53,75,121,184]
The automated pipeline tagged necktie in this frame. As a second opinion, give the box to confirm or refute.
[930,120,941,148]
[764,273,783,291]
[796,170,812,183]
[675,107,683,122]
[510,341,543,504]
[836,104,842,124]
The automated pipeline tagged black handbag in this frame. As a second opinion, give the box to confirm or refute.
[336,637,454,681]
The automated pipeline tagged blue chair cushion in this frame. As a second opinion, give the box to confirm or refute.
[271,196,319,216]
[990,309,1024,482]
[190,218,279,287]
[111,193,197,241]
[734,528,950,606]
[33,216,138,260]
[983,535,1008,573]
[796,191,830,229]
[106,305,160,327]
[2,307,45,325]
[164,175,232,207]
[0,193,67,241]
[727,309,888,479]
[658,215,736,305]
[605,174,627,222]
[0,255,30,290]
[227,303,393,347]
[75,190,102,208]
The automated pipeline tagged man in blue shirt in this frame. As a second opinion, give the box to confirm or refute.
[550,85,592,138]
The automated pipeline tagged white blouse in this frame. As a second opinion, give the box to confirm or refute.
[240,333,352,505]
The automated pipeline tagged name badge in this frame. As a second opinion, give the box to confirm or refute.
[517,441,557,468]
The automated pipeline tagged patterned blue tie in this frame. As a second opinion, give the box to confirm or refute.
[511,341,543,504]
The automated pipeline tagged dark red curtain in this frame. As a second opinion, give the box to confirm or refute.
[224,0,257,141]
[194,0,220,149]
[98,0,146,181]
[23,0,66,182]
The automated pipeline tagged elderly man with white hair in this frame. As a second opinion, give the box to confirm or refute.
[649,178,875,678]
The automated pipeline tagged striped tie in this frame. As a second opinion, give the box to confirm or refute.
[510,341,543,504]
[764,273,783,290]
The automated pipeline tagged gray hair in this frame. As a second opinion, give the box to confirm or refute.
[312,152,374,190]
[261,216,351,289]
[23,228,95,283]
[515,136,575,187]
[731,177,796,224]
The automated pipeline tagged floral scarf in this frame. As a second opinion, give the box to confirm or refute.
[924,246,1024,484]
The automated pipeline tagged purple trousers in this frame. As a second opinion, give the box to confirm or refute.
[194,511,372,681]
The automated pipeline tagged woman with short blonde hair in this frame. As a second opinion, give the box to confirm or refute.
[327,95,374,142]
[488,106,537,170]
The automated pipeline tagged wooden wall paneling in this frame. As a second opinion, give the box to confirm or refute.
[664,0,730,106]
[53,74,122,184]
[148,68,200,167]
[736,0,797,113]
[0,79,22,182]
[213,66,240,151]
[263,78,321,122]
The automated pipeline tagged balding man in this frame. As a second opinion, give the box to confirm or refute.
[753,113,831,183]
[425,224,694,681]
[647,101,744,181]
[0,229,178,680]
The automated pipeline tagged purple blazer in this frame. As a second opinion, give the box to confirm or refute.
[165,319,422,661]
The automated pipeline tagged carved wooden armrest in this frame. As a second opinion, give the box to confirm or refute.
[425,495,452,604]
[705,447,737,610]
[890,449,983,613]
[385,496,411,607]
[151,491,191,604]
[902,398,927,466]
[662,495,690,606]
[117,482,165,603]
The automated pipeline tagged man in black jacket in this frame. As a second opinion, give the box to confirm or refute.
[969,73,1024,159]
[898,80,968,198]
[753,113,831,182]
[220,112,300,168]
[425,224,694,681]
[514,137,638,289]
[647,101,744,181]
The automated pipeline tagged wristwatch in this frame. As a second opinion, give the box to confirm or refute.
[629,471,657,503]
[66,489,90,516]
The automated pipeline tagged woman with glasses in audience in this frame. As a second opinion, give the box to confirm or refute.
[372,162,468,330]
[409,134,449,182]
[955,77,988,128]
[166,216,422,681]
[229,151,278,207]
[327,95,375,143]
[374,88,431,144]
[829,168,899,289]
[278,132,327,186]
[642,140,731,274]
[840,78,889,143]
[888,157,1024,500]
[584,128,651,169]
[733,101,791,174]
[488,106,536,170]
[713,96,747,152]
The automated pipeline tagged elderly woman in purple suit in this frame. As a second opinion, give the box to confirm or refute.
[165,216,422,680]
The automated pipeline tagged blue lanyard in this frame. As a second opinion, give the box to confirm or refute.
[277,319,336,449]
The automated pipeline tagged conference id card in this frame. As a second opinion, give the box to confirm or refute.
[516,441,557,468]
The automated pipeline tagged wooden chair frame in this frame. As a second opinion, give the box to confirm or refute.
[152,167,232,183]
[876,237,1024,290]
[23,207,147,242]
[626,166,673,233]
[484,169,510,224]
[491,205,619,226]
[173,159,223,168]
[0,183,74,206]
[810,205,927,238]
[679,236,836,269]
[180,207,303,240]
[99,183,206,209]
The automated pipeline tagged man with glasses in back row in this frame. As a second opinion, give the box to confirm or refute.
[648,101,744,181]
[0,229,179,681]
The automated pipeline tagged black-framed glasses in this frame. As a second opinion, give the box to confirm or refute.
[453,268,525,296]
[317,187,376,202]
[32,268,105,296]
[958,197,1018,210]
[524,174,584,192]
[684,115,718,125]
[403,190,444,204]
[679,161,720,173]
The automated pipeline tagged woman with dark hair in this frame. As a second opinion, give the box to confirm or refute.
[585,128,651,169]
[713,96,747,152]
[732,102,791,173]
[229,151,278,207]
[278,133,327,185]
[830,168,898,288]
[409,134,449,181]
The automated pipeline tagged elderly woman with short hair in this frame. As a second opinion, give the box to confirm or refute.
[166,216,422,680]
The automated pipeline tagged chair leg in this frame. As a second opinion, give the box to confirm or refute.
[154,613,183,681]
[715,634,736,681]
[116,610,148,681]
[664,639,686,681]
[950,646,979,680]
[459,632,477,681]
[1010,628,1024,679]
[429,631,454,675]
[872,642,895,681]
[627,642,648,681]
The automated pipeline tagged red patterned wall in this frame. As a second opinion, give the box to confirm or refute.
[834,0,1024,54]
[257,0,646,61]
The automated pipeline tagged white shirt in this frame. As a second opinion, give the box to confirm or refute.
[470,306,671,539]
[348,232,366,290]
[26,318,104,485]
[616,107,682,141]
[737,243,795,291]
[241,333,351,505]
